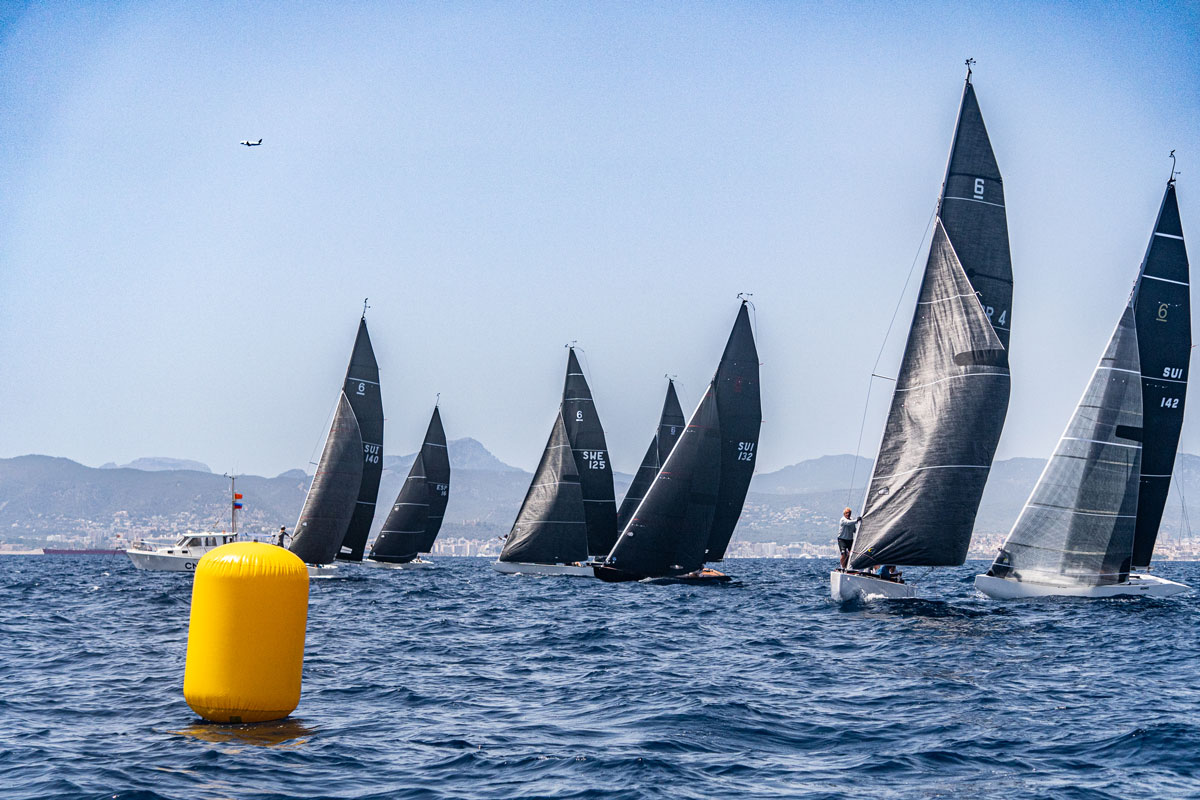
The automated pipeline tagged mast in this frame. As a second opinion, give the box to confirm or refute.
[848,71,1012,570]
[561,347,618,556]
[335,310,385,562]
[1129,170,1191,568]
[704,299,762,562]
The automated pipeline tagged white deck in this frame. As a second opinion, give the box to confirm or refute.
[830,569,916,601]
[491,560,593,577]
[975,571,1190,599]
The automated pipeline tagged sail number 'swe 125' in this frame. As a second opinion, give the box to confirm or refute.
[363,443,381,464]
[737,442,756,462]
[580,450,607,470]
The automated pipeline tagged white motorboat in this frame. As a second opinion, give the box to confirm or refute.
[830,569,916,601]
[975,571,1188,600]
[491,560,593,577]
[365,557,435,570]
[126,531,240,572]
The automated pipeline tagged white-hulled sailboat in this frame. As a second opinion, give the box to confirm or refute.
[833,63,1014,601]
[976,168,1190,600]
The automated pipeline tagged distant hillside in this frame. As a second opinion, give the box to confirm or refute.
[4,448,1200,550]
[100,457,212,473]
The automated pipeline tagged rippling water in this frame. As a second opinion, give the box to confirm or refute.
[2,555,1199,799]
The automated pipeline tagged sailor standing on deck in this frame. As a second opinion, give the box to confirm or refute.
[837,508,859,570]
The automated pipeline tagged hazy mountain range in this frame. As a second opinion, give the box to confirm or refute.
[3,439,1200,548]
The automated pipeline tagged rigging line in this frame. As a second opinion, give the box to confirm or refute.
[846,205,939,506]
[1177,461,1193,542]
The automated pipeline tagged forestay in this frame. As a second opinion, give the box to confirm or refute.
[1130,182,1191,568]
[850,221,1010,569]
[290,393,366,565]
[499,413,589,565]
[989,306,1143,586]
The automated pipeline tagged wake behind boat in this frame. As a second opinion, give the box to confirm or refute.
[976,170,1191,600]
[834,64,1012,602]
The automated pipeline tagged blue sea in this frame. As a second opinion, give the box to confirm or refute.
[2,555,1199,800]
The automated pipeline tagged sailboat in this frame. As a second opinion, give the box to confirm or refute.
[976,172,1190,599]
[833,64,1013,601]
[492,347,615,576]
[287,310,384,576]
[366,405,451,569]
[594,299,761,583]
[616,379,685,532]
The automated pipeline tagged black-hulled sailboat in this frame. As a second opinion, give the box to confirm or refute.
[493,411,592,576]
[834,65,1013,601]
[616,379,685,532]
[287,309,384,576]
[492,347,615,576]
[976,171,1190,599]
[367,405,451,569]
[595,300,761,583]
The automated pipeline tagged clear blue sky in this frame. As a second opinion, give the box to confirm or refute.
[1,1,1198,478]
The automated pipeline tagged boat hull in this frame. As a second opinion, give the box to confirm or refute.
[126,550,204,572]
[491,560,593,577]
[364,558,434,569]
[974,571,1190,599]
[307,563,340,578]
[830,569,916,601]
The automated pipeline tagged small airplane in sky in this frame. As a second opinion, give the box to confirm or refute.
[240,139,263,147]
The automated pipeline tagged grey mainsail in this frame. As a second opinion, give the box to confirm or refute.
[850,221,1010,569]
[368,405,452,563]
[939,73,1013,348]
[989,307,1143,586]
[499,412,589,565]
[705,301,763,561]
[336,317,385,562]
[616,379,685,532]
[561,348,619,556]
[603,388,721,579]
[1130,181,1191,568]
[289,393,366,565]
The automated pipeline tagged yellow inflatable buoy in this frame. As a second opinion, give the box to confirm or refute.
[184,542,309,723]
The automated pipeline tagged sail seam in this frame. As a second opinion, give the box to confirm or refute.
[917,292,985,306]
[1141,274,1188,287]
[347,377,380,385]
[1098,366,1139,375]
[897,372,1009,392]
[1025,504,1137,518]
[1154,232,1184,240]
[1059,437,1140,450]
[872,463,991,480]
[943,196,1005,209]
[1144,376,1187,384]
